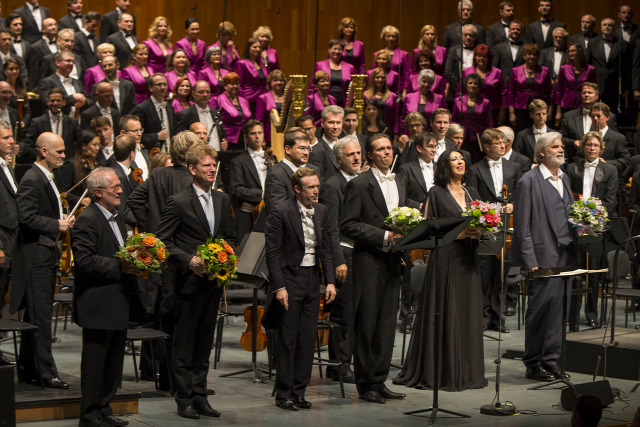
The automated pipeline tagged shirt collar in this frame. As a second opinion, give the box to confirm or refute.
[116,161,130,176]
[503,148,513,159]
[371,165,393,181]
[539,163,564,180]
[282,158,300,173]
[340,169,357,181]
[34,162,54,180]
[95,202,118,220]
[0,157,7,167]
[80,28,90,38]
[192,183,211,198]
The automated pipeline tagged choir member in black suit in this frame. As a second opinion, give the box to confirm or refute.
[486,1,515,49]
[0,29,29,86]
[71,167,138,427]
[309,105,343,183]
[100,0,137,41]
[131,73,175,152]
[431,108,458,162]
[0,121,19,367]
[73,12,101,69]
[81,82,120,133]
[58,0,84,32]
[395,112,425,169]
[567,131,619,327]
[444,24,478,105]
[38,52,88,117]
[105,13,140,71]
[39,29,88,85]
[498,125,532,173]
[570,14,598,51]
[587,18,628,119]
[441,0,486,49]
[12,132,74,389]
[25,89,80,161]
[7,13,37,89]
[527,0,565,50]
[118,114,150,181]
[264,127,321,212]
[229,120,274,241]
[265,167,335,410]
[29,17,58,58]
[107,133,139,226]
[11,0,51,44]
[156,144,236,419]
[589,102,630,176]
[467,128,522,332]
[539,27,568,86]
[614,5,638,42]
[341,134,417,404]
[175,81,225,151]
[318,136,361,383]
[91,116,114,167]
[95,55,136,115]
[341,107,367,153]
[492,20,525,85]
[513,99,554,163]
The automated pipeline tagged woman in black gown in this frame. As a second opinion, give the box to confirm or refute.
[394,148,487,392]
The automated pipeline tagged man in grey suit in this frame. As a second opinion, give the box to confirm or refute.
[510,132,573,382]
[570,14,599,50]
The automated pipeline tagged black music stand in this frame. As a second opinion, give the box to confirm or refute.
[219,231,270,382]
[392,217,472,425]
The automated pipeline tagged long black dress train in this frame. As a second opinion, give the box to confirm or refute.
[393,185,487,391]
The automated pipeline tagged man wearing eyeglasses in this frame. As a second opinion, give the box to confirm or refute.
[131,73,175,152]
[118,114,149,181]
[71,166,139,427]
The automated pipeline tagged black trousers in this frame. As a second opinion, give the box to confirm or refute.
[352,248,401,394]
[399,251,419,324]
[19,244,58,380]
[479,255,505,328]
[275,266,320,399]
[328,246,355,366]
[80,328,127,422]
[172,284,221,406]
[523,247,572,369]
[235,210,254,245]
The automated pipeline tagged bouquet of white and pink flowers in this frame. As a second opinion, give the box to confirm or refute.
[569,197,609,235]
[385,206,424,235]
[461,200,503,233]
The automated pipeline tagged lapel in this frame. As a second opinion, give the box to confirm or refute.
[535,167,560,239]
[573,111,584,138]
[287,201,304,246]
[243,151,261,186]
[366,170,389,216]
[323,140,339,170]
[211,191,222,237]
[188,187,212,236]
[410,161,428,193]
[92,204,125,249]
[526,128,536,153]
[0,163,16,196]
[312,203,322,251]
[574,160,585,193]
[593,162,605,191]
[33,164,60,219]
[479,159,497,198]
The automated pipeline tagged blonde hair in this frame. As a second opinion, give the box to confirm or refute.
[252,26,273,42]
[380,25,400,40]
[128,44,148,67]
[148,16,173,44]
[418,25,437,49]
[364,67,391,101]
[337,17,357,38]
[96,43,115,59]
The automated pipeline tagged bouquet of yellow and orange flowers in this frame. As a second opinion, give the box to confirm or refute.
[117,233,169,278]
[196,236,238,287]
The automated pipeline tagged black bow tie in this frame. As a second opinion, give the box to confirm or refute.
[464,46,474,50]
[502,23,509,27]
[603,37,613,44]
[13,38,21,43]
[124,32,131,37]
[49,40,57,45]
[554,48,564,52]
[87,33,96,39]
[32,4,39,10]
[541,19,550,24]
[73,14,82,19]
[510,40,522,46]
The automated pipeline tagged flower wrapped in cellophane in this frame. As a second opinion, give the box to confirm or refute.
[117,233,169,278]
[569,197,609,235]
[461,200,503,233]
[385,206,424,235]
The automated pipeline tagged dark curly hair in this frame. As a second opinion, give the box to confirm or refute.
[434,148,466,187]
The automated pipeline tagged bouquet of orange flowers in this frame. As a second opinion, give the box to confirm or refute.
[196,236,238,287]
[117,233,169,278]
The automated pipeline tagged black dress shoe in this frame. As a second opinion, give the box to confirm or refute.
[206,388,215,395]
[292,396,312,409]
[546,365,571,380]
[43,376,69,389]
[0,353,15,366]
[504,307,516,316]
[330,365,356,383]
[78,419,110,427]
[102,415,129,426]
[193,400,221,417]
[378,385,406,399]
[177,405,200,419]
[587,319,598,327]
[275,398,298,411]
[360,390,386,404]
[490,325,510,333]
[399,324,412,334]
[626,304,640,313]
[525,365,554,382]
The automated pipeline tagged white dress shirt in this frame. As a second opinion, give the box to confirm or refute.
[603,37,612,62]
[116,161,130,178]
[151,96,171,151]
[539,163,564,198]
[248,148,267,189]
[0,107,10,125]
[322,135,337,151]
[298,200,317,266]
[533,124,547,141]
[12,38,23,57]
[34,162,64,218]
[282,158,301,174]
[418,158,434,192]
[49,110,63,136]
[488,157,504,197]
[28,2,42,32]
[122,30,136,49]
[80,28,95,52]
[101,145,114,161]
[57,73,77,116]
[462,48,474,69]
[44,36,57,54]
[553,50,563,77]
[541,20,550,41]
[0,157,17,193]
[582,158,599,199]
[371,166,399,246]
[108,79,121,109]
[435,139,447,161]
[509,41,520,62]
[134,143,148,180]
[583,108,592,134]
[599,126,609,139]
[503,148,513,161]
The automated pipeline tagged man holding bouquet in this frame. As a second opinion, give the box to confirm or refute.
[511,132,574,382]
[156,144,236,419]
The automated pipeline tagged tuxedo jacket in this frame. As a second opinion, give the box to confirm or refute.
[156,186,236,295]
[442,21,486,49]
[26,112,80,160]
[586,36,629,93]
[80,104,121,133]
[264,161,321,212]
[601,129,631,175]
[71,202,134,330]
[566,159,619,216]
[539,47,568,79]
[100,10,137,41]
[10,40,36,89]
[131,99,176,150]
[527,18,566,50]
[319,171,351,267]
[229,150,271,206]
[73,31,100,68]
[467,157,523,204]
[309,139,339,183]
[506,150,533,174]
[39,53,88,86]
[11,164,61,312]
[0,159,18,251]
[12,4,51,44]
[38,73,90,116]
[624,154,640,182]
[492,41,525,85]
[93,77,136,116]
[444,44,477,96]
[559,107,618,147]
[175,104,225,139]
[57,13,83,32]
[105,31,141,70]
[570,32,599,51]
[397,159,435,207]
[265,198,334,294]
[613,24,639,43]
[108,158,139,226]
[486,21,511,48]
[513,126,556,163]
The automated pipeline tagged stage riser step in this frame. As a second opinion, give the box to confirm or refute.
[16,399,138,422]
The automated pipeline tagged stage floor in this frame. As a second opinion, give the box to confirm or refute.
[5,301,640,426]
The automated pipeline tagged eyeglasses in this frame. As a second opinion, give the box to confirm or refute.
[98,184,122,191]
[125,128,144,134]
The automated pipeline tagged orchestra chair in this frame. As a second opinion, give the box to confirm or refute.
[0,319,44,388]
[125,327,173,392]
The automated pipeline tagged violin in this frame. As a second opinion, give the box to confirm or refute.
[150,147,161,158]
[317,295,330,347]
[132,168,144,184]
[240,306,267,352]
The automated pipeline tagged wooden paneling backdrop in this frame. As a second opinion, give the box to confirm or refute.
[4,0,640,80]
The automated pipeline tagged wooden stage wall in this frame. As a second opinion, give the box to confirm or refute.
[3,0,640,81]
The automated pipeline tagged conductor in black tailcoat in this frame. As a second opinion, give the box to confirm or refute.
[72,167,138,427]
[265,167,336,410]
[156,144,236,420]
